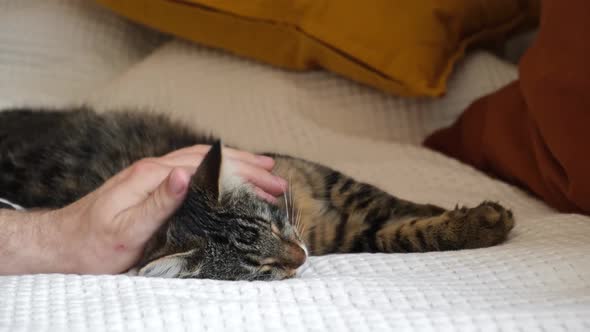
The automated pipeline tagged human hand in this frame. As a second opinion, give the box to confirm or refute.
[46,145,286,274]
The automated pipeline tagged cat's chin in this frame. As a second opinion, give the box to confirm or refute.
[126,265,307,280]
[125,268,139,276]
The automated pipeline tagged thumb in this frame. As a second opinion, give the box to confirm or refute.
[125,168,190,243]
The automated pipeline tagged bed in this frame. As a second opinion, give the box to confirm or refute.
[1,1,589,331]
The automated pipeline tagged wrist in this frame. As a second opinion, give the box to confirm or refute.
[15,209,79,274]
[0,209,67,274]
[30,209,76,274]
[40,208,86,274]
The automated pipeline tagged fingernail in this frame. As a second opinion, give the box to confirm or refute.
[275,176,288,190]
[265,195,278,205]
[168,170,188,196]
[256,155,275,166]
[254,187,278,204]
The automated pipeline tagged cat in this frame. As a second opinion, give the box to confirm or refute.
[0,107,514,280]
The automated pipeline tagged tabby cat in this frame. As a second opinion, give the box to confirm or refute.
[0,107,514,280]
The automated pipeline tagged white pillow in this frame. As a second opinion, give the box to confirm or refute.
[0,0,165,108]
[86,40,517,145]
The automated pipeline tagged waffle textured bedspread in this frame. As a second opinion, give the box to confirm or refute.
[0,1,588,331]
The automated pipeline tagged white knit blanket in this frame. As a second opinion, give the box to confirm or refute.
[0,1,589,331]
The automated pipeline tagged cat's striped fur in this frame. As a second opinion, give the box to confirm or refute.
[271,156,513,255]
[0,107,514,280]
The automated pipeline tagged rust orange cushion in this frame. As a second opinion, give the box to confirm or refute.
[425,0,590,214]
[96,0,536,97]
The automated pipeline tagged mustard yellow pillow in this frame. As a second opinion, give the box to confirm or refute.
[96,0,536,97]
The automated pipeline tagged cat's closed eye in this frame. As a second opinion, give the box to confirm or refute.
[258,260,301,278]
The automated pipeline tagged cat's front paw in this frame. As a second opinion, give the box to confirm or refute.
[448,201,515,249]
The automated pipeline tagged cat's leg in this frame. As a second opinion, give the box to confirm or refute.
[270,156,514,255]
[372,201,514,253]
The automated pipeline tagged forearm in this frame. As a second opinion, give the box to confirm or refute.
[0,209,72,274]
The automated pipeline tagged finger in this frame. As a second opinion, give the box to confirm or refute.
[122,167,190,243]
[253,187,279,204]
[222,147,274,170]
[149,154,204,174]
[99,160,168,192]
[154,154,204,171]
[163,144,209,158]
[117,158,285,202]
[156,152,269,174]
[165,145,275,170]
[108,162,194,207]
[103,153,202,192]
[230,159,287,197]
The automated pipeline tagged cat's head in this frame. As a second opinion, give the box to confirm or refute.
[137,142,307,281]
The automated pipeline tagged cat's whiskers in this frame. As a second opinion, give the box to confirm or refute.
[289,178,295,226]
[297,208,303,234]
[283,188,290,225]
[295,207,307,238]
[284,175,297,229]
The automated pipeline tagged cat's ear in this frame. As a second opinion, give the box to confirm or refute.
[138,250,198,278]
[191,141,222,200]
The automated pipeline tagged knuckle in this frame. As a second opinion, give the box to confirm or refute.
[130,158,159,175]
[234,160,251,175]
[152,186,167,208]
[237,150,254,161]
[148,188,170,217]
[191,145,209,155]
[102,219,124,239]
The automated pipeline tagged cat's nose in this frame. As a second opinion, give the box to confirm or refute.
[282,244,307,269]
